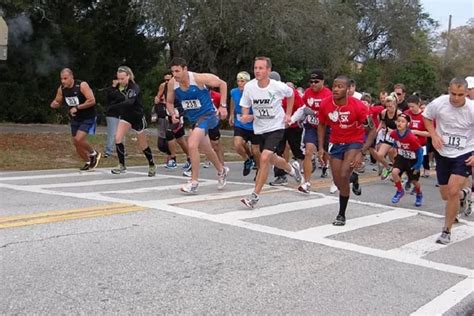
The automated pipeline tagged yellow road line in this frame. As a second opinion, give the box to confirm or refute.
[0,203,147,229]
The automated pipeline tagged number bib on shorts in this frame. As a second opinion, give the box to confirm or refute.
[442,133,467,149]
[181,99,202,110]
[398,148,416,159]
[255,106,275,119]
[308,115,319,125]
[65,96,80,107]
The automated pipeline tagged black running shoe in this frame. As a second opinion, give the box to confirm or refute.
[351,172,362,196]
[332,215,346,226]
[321,167,328,178]
[80,162,91,171]
[89,152,101,169]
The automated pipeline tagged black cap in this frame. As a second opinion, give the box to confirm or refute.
[310,70,324,80]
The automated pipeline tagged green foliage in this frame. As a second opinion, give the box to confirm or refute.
[388,56,439,100]
[0,0,459,123]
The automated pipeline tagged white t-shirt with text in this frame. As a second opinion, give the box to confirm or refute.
[240,79,293,134]
[423,95,474,158]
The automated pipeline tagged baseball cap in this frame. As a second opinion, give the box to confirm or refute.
[465,76,474,89]
[236,71,251,82]
[269,71,281,81]
[310,70,324,81]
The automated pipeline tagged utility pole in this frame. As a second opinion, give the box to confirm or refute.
[445,14,452,64]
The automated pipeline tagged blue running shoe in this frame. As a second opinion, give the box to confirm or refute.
[182,160,191,171]
[165,159,177,170]
[415,192,423,207]
[391,189,405,204]
[243,158,254,176]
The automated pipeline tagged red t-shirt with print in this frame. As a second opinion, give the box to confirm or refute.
[318,96,369,144]
[302,86,333,127]
[403,109,427,146]
[282,88,304,128]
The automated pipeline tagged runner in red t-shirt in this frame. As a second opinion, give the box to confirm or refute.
[389,113,424,207]
[291,69,332,193]
[404,94,430,178]
[317,76,377,226]
[361,94,384,171]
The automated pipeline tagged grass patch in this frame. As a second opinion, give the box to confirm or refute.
[0,133,240,171]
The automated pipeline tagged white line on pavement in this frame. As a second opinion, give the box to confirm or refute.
[162,187,285,205]
[388,224,474,258]
[29,176,167,189]
[411,277,474,315]
[218,196,336,221]
[296,209,416,238]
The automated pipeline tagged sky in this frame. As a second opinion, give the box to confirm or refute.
[420,0,473,32]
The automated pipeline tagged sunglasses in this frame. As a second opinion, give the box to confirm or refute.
[396,92,403,96]
[165,79,170,82]
[309,79,321,84]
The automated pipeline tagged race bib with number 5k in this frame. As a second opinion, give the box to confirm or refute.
[181,99,202,110]
[442,133,467,149]
[65,96,80,107]
[255,106,275,119]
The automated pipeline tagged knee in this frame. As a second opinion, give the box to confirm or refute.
[440,191,448,201]
[73,137,82,146]
[188,141,199,151]
[260,153,271,165]
[233,138,243,150]
[339,172,350,183]
[447,188,460,200]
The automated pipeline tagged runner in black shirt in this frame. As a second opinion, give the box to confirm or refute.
[108,66,156,176]
[50,68,101,171]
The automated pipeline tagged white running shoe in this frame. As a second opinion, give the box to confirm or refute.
[460,188,472,216]
[289,160,302,183]
[181,181,198,194]
[217,166,229,190]
[298,182,311,194]
[241,193,259,209]
[329,182,338,194]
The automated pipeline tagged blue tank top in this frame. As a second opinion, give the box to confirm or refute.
[173,72,216,123]
[231,87,253,131]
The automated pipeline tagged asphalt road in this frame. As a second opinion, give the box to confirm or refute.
[0,159,473,315]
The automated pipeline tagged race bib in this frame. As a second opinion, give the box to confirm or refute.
[308,115,319,125]
[442,133,467,149]
[255,106,275,119]
[181,99,202,110]
[398,148,416,159]
[65,96,80,107]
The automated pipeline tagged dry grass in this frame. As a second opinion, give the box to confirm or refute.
[0,133,240,171]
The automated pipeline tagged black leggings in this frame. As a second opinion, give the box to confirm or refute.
[274,127,304,177]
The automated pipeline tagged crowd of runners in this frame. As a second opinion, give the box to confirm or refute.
[50,57,474,245]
